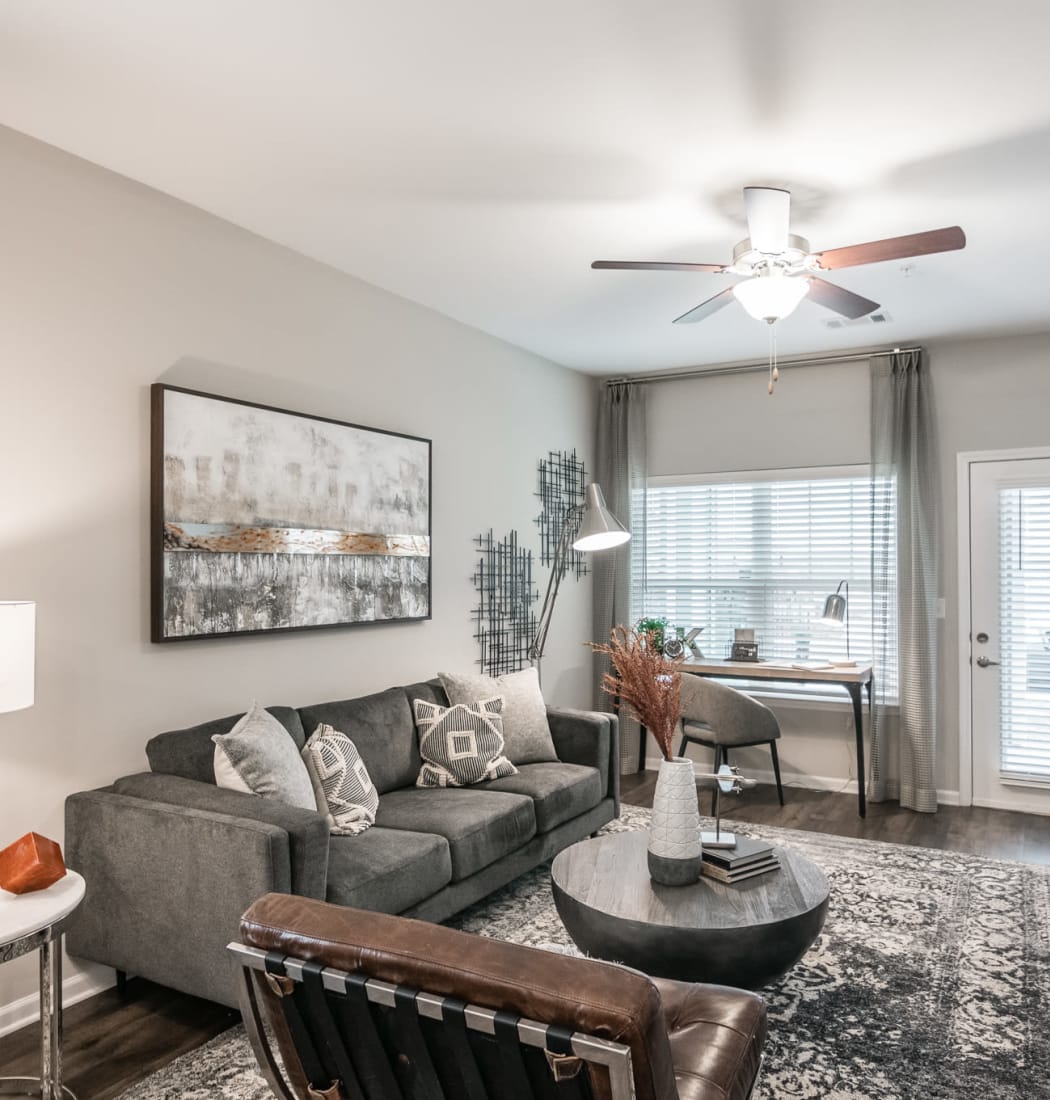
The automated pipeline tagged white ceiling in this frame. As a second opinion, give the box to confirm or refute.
[3,1,1050,375]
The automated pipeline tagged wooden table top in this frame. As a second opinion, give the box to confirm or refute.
[682,657,873,685]
[551,831,828,932]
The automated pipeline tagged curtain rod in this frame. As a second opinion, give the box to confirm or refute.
[603,344,924,386]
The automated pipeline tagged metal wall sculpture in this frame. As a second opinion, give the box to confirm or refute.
[536,448,588,581]
[152,384,431,641]
[471,530,537,675]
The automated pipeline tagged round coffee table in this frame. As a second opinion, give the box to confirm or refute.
[551,831,828,989]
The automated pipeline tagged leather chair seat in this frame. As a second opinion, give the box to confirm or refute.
[656,977,767,1100]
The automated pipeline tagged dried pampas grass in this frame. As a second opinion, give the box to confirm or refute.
[589,625,684,761]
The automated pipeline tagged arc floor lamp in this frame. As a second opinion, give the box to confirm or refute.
[529,483,630,678]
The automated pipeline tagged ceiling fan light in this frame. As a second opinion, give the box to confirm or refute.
[732,274,810,321]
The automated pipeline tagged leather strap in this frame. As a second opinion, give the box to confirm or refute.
[439,996,490,1100]
[545,1024,590,1098]
[493,1011,532,1100]
[263,952,337,1097]
[392,985,446,1100]
[301,960,366,1100]
[337,972,405,1099]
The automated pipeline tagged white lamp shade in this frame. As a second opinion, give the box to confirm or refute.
[0,602,35,713]
[732,274,810,321]
[572,484,631,552]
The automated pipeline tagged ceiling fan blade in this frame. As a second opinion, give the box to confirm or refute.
[592,260,726,273]
[814,226,966,270]
[807,276,880,319]
[744,187,791,253]
[672,286,738,324]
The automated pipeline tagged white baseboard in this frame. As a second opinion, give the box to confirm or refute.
[974,796,1050,817]
[640,758,961,807]
[0,966,114,1039]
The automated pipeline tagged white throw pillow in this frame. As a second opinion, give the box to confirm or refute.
[413,696,517,788]
[438,667,557,764]
[211,701,316,810]
[301,724,379,835]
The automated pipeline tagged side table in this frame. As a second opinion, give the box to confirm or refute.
[0,871,86,1099]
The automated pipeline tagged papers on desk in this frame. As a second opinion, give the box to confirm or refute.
[788,661,837,671]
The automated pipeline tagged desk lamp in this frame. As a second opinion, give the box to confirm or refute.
[821,581,850,661]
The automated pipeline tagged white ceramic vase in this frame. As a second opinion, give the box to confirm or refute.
[647,756,703,886]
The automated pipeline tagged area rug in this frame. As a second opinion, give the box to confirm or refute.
[118,806,1050,1099]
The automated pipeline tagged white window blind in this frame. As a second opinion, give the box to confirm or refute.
[999,486,1050,781]
[635,469,898,698]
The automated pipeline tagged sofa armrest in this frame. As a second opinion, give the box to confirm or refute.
[546,708,620,816]
[65,786,303,1006]
[112,772,329,899]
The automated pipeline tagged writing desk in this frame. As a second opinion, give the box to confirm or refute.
[641,659,874,818]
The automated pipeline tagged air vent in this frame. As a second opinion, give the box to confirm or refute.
[824,310,893,330]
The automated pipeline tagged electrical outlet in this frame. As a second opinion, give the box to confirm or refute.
[936,597,946,619]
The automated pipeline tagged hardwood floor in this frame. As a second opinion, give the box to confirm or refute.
[2,777,1048,1097]
[621,774,1050,864]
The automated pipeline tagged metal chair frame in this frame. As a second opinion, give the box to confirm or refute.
[228,942,637,1100]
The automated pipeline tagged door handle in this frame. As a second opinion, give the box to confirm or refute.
[975,656,1001,668]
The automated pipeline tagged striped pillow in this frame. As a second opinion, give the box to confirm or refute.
[301,724,379,835]
[413,696,517,788]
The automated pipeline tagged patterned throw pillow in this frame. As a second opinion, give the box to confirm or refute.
[301,724,379,835]
[413,696,518,788]
[438,667,557,764]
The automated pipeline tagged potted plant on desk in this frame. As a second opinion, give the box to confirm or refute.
[636,616,669,654]
[590,627,701,886]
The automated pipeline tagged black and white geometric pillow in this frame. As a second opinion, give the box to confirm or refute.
[301,724,379,835]
[413,696,518,788]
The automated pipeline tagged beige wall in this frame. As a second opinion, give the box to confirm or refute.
[645,330,1050,800]
[0,126,595,1018]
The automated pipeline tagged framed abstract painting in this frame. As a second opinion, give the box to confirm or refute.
[151,384,431,641]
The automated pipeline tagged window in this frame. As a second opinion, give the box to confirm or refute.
[999,486,1050,781]
[635,467,898,699]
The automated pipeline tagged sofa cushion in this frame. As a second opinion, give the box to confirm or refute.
[375,788,536,882]
[439,667,557,764]
[326,827,452,913]
[475,762,603,833]
[147,706,306,784]
[298,688,420,795]
[301,724,379,835]
[414,697,517,788]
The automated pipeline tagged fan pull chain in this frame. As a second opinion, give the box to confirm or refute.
[767,320,779,394]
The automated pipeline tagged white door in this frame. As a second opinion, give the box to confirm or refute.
[969,456,1050,814]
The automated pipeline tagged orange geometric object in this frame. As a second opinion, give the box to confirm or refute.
[0,832,67,894]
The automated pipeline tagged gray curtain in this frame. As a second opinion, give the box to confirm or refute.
[593,382,647,771]
[870,350,940,811]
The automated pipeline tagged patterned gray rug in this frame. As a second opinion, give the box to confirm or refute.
[118,806,1050,1100]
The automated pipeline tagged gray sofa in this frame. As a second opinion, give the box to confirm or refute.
[64,678,619,1007]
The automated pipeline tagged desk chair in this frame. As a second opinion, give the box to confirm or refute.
[678,675,785,809]
[233,893,768,1100]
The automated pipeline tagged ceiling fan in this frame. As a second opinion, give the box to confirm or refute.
[592,186,966,328]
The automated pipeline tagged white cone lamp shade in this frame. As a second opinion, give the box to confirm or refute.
[573,484,631,552]
[732,273,810,321]
[0,601,35,713]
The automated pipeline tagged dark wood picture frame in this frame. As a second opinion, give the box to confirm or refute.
[151,384,432,642]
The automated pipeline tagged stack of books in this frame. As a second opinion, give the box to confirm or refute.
[701,836,779,883]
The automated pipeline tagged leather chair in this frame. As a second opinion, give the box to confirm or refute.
[234,892,767,1100]
[678,675,784,808]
